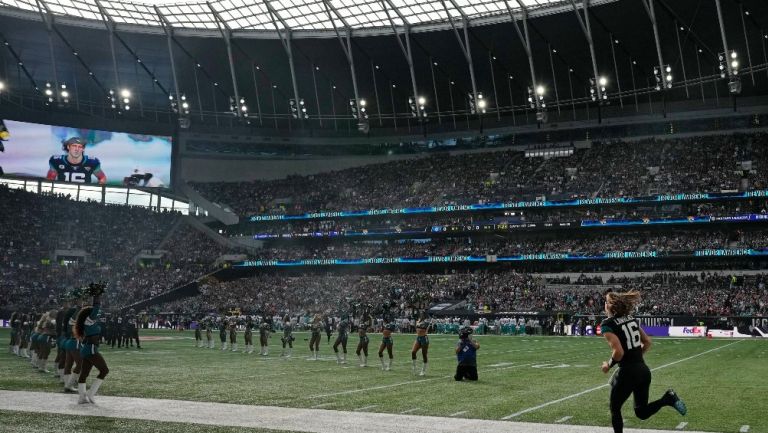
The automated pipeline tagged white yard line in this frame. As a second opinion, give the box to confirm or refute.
[306,348,597,400]
[501,340,743,420]
[354,405,378,412]
[675,422,688,430]
[739,426,750,433]
[449,411,468,417]
[555,416,573,423]
[399,408,421,414]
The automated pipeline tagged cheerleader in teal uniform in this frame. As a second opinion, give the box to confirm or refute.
[73,284,109,404]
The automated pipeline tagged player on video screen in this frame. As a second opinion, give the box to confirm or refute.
[47,137,106,184]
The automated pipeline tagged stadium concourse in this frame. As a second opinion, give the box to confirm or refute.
[0,391,712,433]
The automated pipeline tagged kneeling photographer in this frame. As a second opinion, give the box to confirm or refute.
[454,326,480,381]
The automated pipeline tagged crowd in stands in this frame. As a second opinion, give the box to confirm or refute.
[0,186,226,312]
[232,200,768,238]
[247,229,768,261]
[153,271,768,318]
[193,133,768,216]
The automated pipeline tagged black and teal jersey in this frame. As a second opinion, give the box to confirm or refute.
[84,303,102,338]
[48,154,103,183]
[600,315,644,366]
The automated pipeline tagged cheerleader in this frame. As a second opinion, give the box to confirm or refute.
[244,316,254,354]
[194,320,203,348]
[280,315,294,357]
[378,322,395,371]
[308,314,322,360]
[355,314,371,367]
[258,318,271,356]
[229,318,238,352]
[62,290,84,393]
[29,316,41,369]
[54,300,70,381]
[36,311,57,373]
[9,311,20,356]
[219,318,228,351]
[18,314,30,359]
[332,315,349,364]
[411,316,431,376]
[205,319,214,349]
[74,289,109,404]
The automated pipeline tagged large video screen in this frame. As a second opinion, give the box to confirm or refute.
[0,119,172,188]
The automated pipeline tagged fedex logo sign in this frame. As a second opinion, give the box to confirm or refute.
[669,326,707,337]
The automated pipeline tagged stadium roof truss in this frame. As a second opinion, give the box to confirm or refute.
[0,0,619,38]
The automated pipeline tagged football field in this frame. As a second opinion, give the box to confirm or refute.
[1,329,765,433]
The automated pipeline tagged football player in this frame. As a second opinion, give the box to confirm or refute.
[47,137,106,184]
[601,290,687,433]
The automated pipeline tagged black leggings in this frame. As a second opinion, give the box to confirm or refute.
[79,353,109,382]
[609,363,668,433]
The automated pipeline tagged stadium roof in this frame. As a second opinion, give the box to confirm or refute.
[0,0,618,37]
[0,0,765,134]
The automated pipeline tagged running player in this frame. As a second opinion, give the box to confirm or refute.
[601,290,687,433]
[411,316,431,376]
[378,322,395,371]
[280,315,294,357]
[332,315,349,364]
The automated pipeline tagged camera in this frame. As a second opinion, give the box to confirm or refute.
[459,326,473,339]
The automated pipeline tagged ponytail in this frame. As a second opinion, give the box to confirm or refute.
[73,306,93,340]
[605,290,641,317]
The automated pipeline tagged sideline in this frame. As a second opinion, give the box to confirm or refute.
[0,390,717,433]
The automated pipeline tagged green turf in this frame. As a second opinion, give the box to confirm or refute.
[0,409,300,433]
[1,328,766,432]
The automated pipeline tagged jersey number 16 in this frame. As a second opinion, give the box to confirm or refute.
[621,323,642,349]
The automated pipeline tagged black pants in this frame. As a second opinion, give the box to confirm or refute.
[454,364,478,381]
[609,363,668,433]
